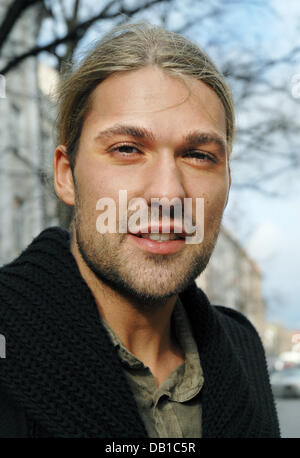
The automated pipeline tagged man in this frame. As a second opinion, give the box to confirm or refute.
[0,22,280,438]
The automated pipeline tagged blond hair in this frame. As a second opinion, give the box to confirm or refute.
[57,22,234,169]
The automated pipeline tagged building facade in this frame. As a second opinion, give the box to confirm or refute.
[0,0,58,265]
[196,227,267,338]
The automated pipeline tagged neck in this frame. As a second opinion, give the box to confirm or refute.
[70,235,184,382]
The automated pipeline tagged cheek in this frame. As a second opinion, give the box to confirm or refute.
[191,180,229,228]
[76,153,139,200]
[75,160,116,204]
[205,187,228,226]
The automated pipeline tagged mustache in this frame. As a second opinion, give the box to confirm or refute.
[94,192,204,242]
[125,199,195,222]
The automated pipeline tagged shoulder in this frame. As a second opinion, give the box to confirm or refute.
[214,304,260,336]
[212,304,269,369]
[0,386,29,438]
[213,304,264,345]
[184,283,262,340]
[181,284,268,363]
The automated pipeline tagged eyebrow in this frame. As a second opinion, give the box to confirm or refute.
[94,124,156,143]
[94,124,227,154]
[183,131,227,155]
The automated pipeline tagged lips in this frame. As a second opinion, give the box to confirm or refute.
[134,233,184,242]
[126,221,190,254]
[132,222,186,238]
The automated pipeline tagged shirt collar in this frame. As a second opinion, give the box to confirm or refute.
[100,297,204,402]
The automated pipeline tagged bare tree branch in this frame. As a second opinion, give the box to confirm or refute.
[232,161,299,197]
[0,0,171,75]
[0,0,43,49]
[1,0,299,212]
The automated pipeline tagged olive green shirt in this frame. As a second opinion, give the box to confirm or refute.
[101,299,204,438]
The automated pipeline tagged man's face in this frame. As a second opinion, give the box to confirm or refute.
[70,66,230,301]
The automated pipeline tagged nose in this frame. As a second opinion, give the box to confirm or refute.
[143,152,186,204]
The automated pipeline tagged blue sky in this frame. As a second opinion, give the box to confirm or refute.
[224,172,300,330]
[219,0,300,330]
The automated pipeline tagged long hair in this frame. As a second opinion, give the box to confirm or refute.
[56,22,235,170]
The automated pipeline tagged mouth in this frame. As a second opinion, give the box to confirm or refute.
[127,230,186,255]
[133,233,185,242]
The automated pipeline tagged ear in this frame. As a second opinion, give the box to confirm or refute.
[53,145,75,207]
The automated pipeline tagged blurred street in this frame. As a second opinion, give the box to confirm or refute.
[275,398,300,438]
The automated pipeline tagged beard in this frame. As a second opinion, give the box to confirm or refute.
[72,189,222,308]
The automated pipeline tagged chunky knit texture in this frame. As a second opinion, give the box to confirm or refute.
[0,227,280,438]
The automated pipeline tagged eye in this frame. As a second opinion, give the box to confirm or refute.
[109,143,142,156]
[183,151,216,163]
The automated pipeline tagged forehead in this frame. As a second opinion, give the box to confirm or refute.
[84,67,226,144]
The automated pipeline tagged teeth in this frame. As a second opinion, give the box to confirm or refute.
[141,234,181,242]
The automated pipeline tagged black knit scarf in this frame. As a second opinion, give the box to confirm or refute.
[0,227,280,437]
